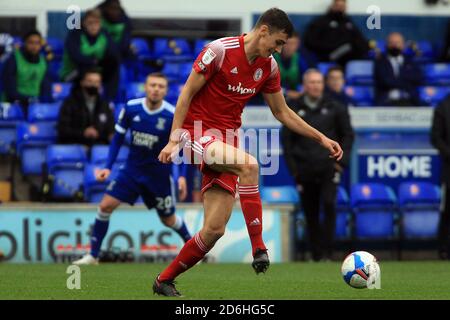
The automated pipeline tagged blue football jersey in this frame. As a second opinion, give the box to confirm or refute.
[115,98,174,171]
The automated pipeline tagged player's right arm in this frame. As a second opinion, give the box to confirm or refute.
[97,106,129,181]
[159,41,225,164]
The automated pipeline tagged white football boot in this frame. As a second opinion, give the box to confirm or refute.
[72,254,99,265]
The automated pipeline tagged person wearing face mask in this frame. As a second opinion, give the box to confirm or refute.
[1,30,53,115]
[60,8,120,101]
[97,0,132,59]
[374,32,423,106]
[303,0,369,66]
[57,68,114,147]
[273,32,317,100]
[325,66,352,107]
[281,69,354,262]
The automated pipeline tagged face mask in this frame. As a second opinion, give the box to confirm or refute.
[388,47,402,57]
[84,86,99,96]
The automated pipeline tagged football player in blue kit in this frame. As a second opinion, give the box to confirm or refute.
[74,73,191,265]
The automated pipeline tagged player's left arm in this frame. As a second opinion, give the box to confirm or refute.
[263,91,343,161]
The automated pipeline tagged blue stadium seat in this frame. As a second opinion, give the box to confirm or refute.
[0,103,24,154]
[351,183,397,239]
[368,39,386,59]
[28,102,61,123]
[412,41,436,63]
[130,38,152,59]
[153,38,193,62]
[52,82,72,101]
[398,182,440,239]
[344,86,375,106]
[48,59,62,82]
[336,186,351,238]
[125,82,146,101]
[261,185,299,204]
[418,86,450,106]
[422,63,450,86]
[194,39,211,56]
[16,122,57,175]
[91,144,129,166]
[166,83,183,105]
[47,145,88,199]
[345,60,374,85]
[45,37,64,58]
[317,62,337,75]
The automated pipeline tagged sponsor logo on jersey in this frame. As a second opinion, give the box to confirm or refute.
[227,82,256,95]
[253,68,263,81]
[132,131,159,149]
[202,48,216,65]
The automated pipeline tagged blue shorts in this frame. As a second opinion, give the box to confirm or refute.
[105,167,176,217]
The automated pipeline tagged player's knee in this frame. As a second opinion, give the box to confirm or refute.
[160,216,174,227]
[202,226,225,242]
[239,161,259,180]
[99,202,115,214]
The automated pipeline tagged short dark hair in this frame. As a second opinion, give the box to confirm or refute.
[80,67,102,81]
[22,30,42,42]
[254,8,294,38]
[146,72,168,83]
[83,8,102,22]
[325,65,344,79]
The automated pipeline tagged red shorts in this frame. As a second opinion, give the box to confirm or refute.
[181,133,238,197]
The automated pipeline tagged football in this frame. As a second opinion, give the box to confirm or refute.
[341,251,381,289]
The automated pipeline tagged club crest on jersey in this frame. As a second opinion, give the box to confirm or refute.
[156,118,166,130]
[253,68,263,81]
[202,48,216,65]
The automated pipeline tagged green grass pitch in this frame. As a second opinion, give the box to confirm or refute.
[1,262,450,300]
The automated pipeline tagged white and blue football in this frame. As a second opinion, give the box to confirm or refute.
[341,251,380,289]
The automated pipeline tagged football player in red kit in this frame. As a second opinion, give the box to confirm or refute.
[154,8,343,296]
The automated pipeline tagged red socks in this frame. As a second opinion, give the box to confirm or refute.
[159,233,210,281]
[239,184,266,256]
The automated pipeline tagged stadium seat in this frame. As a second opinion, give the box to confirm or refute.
[130,38,152,60]
[345,60,374,86]
[28,102,61,123]
[368,39,386,59]
[194,39,211,56]
[317,62,337,75]
[0,103,24,155]
[125,82,146,101]
[45,37,64,59]
[351,183,397,239]
[418,86,450,106]
[47,145,88,199]
[344,86,375,106]
[91,144,129,166]
[52,82,72,101]
[411,40,436,63]
[16,122,57,175]
[398,182,440,239]
[166,83,183,105]
[422,63,450,86]
[153,38,193,62]
[261,185,299,204]
[336,186,351,239]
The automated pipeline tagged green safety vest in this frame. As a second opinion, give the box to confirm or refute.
[274,52,300,90]
[102,18,125,44]
[14,49,47,97]
[60,32,108,79]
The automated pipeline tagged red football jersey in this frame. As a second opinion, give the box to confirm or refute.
[182,35,281,141]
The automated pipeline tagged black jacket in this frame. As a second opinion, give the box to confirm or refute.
[374,54,423,106]
[431,94,450,183]
[281,94,354,182]
[57,86,114,146]
[303,11,369,65]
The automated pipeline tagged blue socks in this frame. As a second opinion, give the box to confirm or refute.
[170,215,192,243]
[90,210,111,258]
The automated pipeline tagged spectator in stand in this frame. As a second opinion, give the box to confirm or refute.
[325,66,352,107]
[97,0,132,59]
[441,20,450,62]
[60,8,120,101]
[274,32,317,100]
[1,30,52,115]
[57,68,114,147]
[374,32,422,106]
[303,0,369,66]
